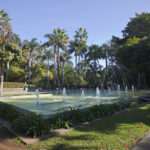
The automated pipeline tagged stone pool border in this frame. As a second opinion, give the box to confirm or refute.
[0,100,149,145]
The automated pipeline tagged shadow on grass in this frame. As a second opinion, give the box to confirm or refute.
[0,125,27,150]
[51,143,98,150]
[0,125,14,140]
[75,104,150,134]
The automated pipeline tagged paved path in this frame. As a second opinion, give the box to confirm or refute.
[130,133,150,150]
[130,95,150,150]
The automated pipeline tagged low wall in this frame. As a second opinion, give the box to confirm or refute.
[3,88,26,92]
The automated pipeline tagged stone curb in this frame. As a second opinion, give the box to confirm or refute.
[130,133,150,150]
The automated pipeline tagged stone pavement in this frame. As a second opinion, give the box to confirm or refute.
[130,133,150,150]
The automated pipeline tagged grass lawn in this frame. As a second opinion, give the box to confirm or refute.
[1,103,150,150]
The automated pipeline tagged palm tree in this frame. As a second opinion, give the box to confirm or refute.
[42,48,54,88]
[69,41,79,88]
[101,43,110,70]
[5,33,21,81]
[53,28,69,88]
[22,38,39,88]
[44,28,69,88]
[86,44,103,71]
[74,27,88,63]
[73,27,88,88]
[44,33,57,86]
[60,51,72,87]
[0,10,12,96]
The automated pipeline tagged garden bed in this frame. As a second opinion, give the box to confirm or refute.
[0,97,147,144]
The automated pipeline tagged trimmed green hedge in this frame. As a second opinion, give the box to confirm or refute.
[4,82,25,88]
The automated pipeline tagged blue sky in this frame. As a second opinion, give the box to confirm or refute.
[1,0,150,45]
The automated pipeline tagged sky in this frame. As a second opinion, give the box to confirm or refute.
[1,0,150,45]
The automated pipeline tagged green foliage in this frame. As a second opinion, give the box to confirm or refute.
[0,103,24,122]
[28,103,150,150]
[122,12,150,38]
[0,99,143,138]
[116,37,150,75]
[7,66,25,82]
[4,82,25,88]
[12,113,50,138]
[31,65,47,87]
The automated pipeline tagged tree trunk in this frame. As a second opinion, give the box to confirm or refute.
[47,59,50,88]
[137,73,141,89]
[105,50,108,71]
[62,64,64,87]
[28,57,31,88]
[78,55,80,88]
[0,45,4,96]
[57,45,60,88]
[54,45,57,86]
[5,61,9,82]
[75,55,77,89]
[0,67,4,97]
[25,62,28,84]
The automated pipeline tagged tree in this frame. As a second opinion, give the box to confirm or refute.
[122,12,150,38]
[0,10,12,96]
[101,43,109,70]
[60,51,72,87]
[5,33,21,81]
[22,38,39,87]
[86,44,102,70]
[116,37,150,88]
[70,27,88,88]
[69,40,80,88]
[42,48,54,88]
[54,28,69,88]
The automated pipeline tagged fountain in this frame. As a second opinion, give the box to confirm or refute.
[96,87,100,97]
[63,87,66,102]
[108,87,111,96]
[81,89,85,100]
[125,85,128,94]
[132,85,134,94]
[35,89,40,105]
[117,84,120,96]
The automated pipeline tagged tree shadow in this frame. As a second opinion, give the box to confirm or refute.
[50,143,98,150]
[75,104,150,134]
[0,125,26,150]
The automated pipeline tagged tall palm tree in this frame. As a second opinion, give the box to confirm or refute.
[60,51,72,87]
[42,48,54,88]
[74,27,88,63]
[74,27,88,87]
[22,38,39,87]
[101,43,110,70]
[0,10,11,96]
[69,41,79,88]
[44,33,57,86]
[53,28,69,88]
[5,33,21,81]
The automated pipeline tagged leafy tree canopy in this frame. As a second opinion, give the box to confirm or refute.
[122,12,150,38]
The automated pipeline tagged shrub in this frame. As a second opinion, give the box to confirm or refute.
[7,66,25,82]
[129,101,138,108]
[4,82,25,88]
[12,113,50,137]
[48,115,70,129]
[0,103,24,122]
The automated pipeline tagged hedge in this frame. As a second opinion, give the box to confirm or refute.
[4,82,25,88]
